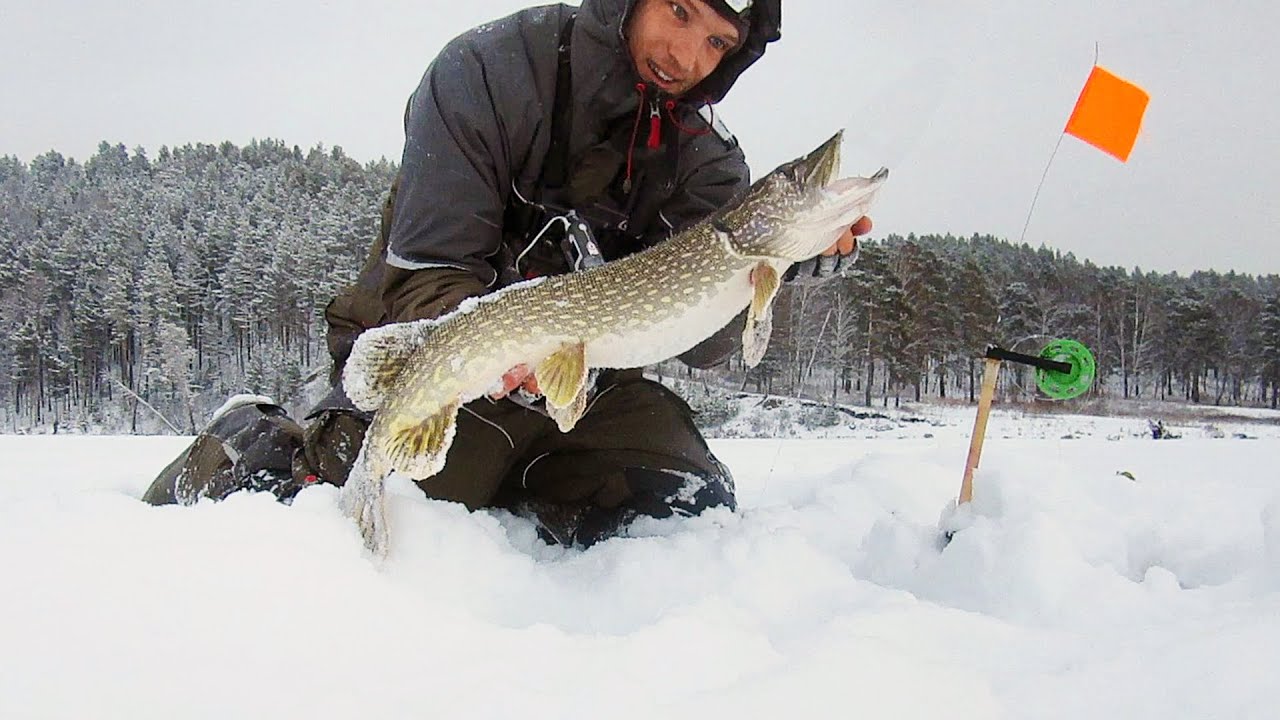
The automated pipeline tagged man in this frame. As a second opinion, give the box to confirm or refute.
[145,0,871,546]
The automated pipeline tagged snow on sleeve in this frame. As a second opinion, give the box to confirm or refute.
[209,393,278,424]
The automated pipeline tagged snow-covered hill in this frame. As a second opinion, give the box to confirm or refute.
[2,404,1278,719]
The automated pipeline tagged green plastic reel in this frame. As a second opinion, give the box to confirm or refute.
[1035,338,1096,400]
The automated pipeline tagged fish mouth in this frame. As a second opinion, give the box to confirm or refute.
[721,131,886,263]
[785,162,888,262]
[796,130,843,189]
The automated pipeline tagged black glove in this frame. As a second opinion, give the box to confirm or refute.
[784,245,860,285]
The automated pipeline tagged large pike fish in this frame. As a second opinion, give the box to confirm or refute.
[340,131,887,554]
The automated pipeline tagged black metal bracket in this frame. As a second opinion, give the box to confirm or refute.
[984,345,1072,374]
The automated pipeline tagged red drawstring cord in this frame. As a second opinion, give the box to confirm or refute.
[666,99,713,137]
[626,89,717,188]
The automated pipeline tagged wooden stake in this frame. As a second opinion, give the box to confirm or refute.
[958,357,1002,505]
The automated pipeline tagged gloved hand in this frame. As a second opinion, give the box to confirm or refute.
[785,215,873,285]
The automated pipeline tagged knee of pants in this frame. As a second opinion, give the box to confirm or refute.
[301,410,370,487]
[567,466,736,547]
[620,463,737,519]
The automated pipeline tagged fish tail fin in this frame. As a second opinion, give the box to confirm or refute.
[343,318,438,412]
[339,446,391,558]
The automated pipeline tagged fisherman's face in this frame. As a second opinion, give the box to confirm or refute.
[627,0,742,97]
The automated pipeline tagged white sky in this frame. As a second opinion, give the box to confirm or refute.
[3,0,1278,275]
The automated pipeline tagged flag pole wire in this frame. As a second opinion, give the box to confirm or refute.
[1018,133,1065,245]
[1017,42,1100,245]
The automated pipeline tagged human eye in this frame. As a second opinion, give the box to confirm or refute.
[709,35,730,52]
[669,2,688,21]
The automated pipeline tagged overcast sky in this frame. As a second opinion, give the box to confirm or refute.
[3,0,1278,275]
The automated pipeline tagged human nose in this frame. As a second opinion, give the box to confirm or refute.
[666,28,702,76]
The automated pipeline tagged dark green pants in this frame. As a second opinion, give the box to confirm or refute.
[146,373,735,546]
[307,372,734,545]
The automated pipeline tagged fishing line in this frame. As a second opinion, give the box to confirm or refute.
[833,0,995,177]
[836,57,952,178]
[756,435,787,508]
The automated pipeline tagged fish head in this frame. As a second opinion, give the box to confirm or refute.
[717,131,888,262]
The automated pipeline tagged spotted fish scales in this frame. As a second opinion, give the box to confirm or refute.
[340,131,887,554]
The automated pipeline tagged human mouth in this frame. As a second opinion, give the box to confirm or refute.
[647,60,681,89]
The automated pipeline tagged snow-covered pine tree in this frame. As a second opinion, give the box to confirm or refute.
[1258,293,1280,408]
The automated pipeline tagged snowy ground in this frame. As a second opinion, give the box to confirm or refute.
[2,402,1279,719]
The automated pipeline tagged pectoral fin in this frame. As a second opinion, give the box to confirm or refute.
[546,381,590,433]
[376,398,461,480]
[743,262,780,367]
[537,342,589,432]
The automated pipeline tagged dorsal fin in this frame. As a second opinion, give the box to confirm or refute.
[342,318,439,412]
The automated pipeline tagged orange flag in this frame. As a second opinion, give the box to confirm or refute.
[1064,65,1149,162]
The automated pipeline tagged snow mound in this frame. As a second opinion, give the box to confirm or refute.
[1,412,1278,718]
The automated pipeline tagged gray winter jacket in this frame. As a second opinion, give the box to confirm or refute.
[324,0,780,372]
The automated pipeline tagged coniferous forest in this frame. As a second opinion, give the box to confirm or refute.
[2,141,1279,433]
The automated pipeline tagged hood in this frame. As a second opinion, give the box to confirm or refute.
[686,0,781,103]
[574,0,781,111]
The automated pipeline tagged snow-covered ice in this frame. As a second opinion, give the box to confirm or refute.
[1,403,1278,719]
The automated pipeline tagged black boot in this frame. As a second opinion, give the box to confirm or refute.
[142,397,308,506]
